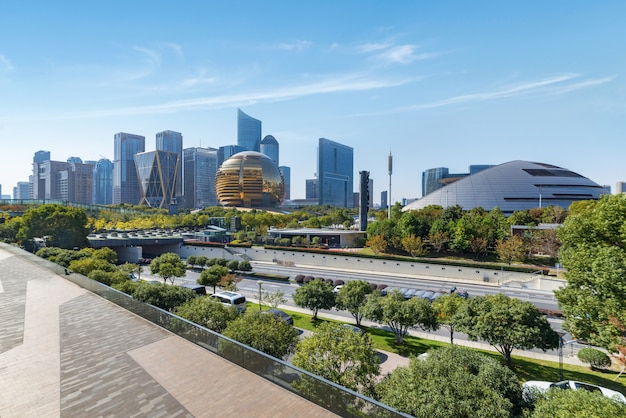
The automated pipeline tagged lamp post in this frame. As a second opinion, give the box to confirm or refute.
[557,331,566,381]
[258,280,264,311]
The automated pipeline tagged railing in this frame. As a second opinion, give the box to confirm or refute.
[1,243,409,418]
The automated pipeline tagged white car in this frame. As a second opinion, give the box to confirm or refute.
[523,380,626,404]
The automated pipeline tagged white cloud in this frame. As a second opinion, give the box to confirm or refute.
[376,44,418,64]
[275,40,312,52]
[357,42,393,53]
[0,54,14,72]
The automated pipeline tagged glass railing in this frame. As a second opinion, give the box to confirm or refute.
[1,243,409,418]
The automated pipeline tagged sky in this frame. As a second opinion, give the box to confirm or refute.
[1,1,625,203]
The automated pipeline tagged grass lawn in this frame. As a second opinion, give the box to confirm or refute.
[249,302,626,396]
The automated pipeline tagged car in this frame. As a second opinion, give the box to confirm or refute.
[341,324,364,335]
[403,288,419,299]
[522,380,626,404]
[262,308,294,325]
[211,291,247,313]
[333,285,343,293]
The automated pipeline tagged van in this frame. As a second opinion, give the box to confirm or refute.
[211,291,247,313]
[180,284,207,296]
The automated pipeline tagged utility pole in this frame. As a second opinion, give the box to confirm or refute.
[388,152,392,219]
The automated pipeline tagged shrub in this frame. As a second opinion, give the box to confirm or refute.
[333,279,345,286]
[577,347,611,370]
[294,274,305,284]
[303,275,315,283]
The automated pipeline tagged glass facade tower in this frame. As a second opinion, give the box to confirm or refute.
[237,108,261,152]
[156,130,183,201]
[183,147,218,209]
[113,132,145,204]
[93,158,113,204]
[317,138,354,208]
[260,135,279,166]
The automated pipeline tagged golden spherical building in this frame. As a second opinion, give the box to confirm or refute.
[215,151,285,207]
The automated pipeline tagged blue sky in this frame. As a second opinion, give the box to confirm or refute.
[1,1,625,203]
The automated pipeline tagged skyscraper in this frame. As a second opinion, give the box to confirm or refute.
[237,108,261,152]
[113,132,145,205]
[134,150,179,210]
[317,138,354,208]
[260,135,279,166]
[13,182,29,199]
[183,147,218,208]
[279,166,290,200]
[93,158,113,205]
[156,130,183,201]
[217,145,247,168]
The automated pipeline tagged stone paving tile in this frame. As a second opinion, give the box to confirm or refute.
[0,256,29,353]
[59,293,192,418]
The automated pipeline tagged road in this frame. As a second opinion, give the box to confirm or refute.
[154,263,587,359]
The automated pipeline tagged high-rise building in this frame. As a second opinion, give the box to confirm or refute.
[31,150,51,199]
[113,132,145,205]
[359,171,370,231]
[217,145,247,168]
[305,178,318,199]
[67,160,95,205]
[260,135,279,166]
[134,150,179,210]
[380,190,388,210]
[156,130,183,201]
[33,150,50,164]
[317,138,354,208]
[237,108,261,152]
[13,182,29,199]
[183,147,218,209]
[93,158,113,205]
[31,158,94,204]
[615,181,625,194]
[279,166,290,200]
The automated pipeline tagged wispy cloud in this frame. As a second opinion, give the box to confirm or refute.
[365,74,614,115]
[32,74,412,121]
[0,54,14,72]
[376,44,418,64]
[180,69,218,88]
[355,41,437,65]
[274,40,312,52]
[357,42,393,53]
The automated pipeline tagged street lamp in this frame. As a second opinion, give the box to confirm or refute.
[258,280,264,311]
[557,331,566,381]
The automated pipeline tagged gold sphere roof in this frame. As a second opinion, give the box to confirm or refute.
[215,151,285,207]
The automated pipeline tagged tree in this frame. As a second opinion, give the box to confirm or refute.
[554,194,626,352]
[292,322,380,395]
[175,296,239,333]
[292,278,336,319]
[149,252,186,284]
[362,290,437,344]
[431,293,466,344]
[401,234,428,257]
[18,204,89,250]
[186,255,198,269]
[237,260,252,272]
[577,347,612,370]
[530,386,626,418]
[335,280,372,326]
[366,234,387,254]
[223,311,299,359]
[226,259,239,272]
[454,293,559,366]
[131,281,197,311]
[376,345,524,418]
[428,230,449,253]
[495,235,526,265]
[262,289,286,309]
[197,264,229,293]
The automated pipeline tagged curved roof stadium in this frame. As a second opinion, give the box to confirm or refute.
[403,160,607,215]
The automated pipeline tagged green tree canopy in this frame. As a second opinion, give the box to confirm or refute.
[292,278,336,319]
[175,297,239,333]
[131,281,197,311]
[555,194,626,352]
[223,311,299,359]
[455,293,559,366]
[18,204,89,250]
[293,322,380,395]
[197,264,229,294]
[431,293,466,344]
[335,280,372,326]
[530,385,626,418]
[376,346,524,418]
[362,290,437,344]
[149,252,186,284]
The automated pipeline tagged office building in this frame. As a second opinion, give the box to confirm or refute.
[156,130,183,201]
[183,147,218,209]
[13,182,29,199]
[93,158,113,205]
[113,132,145,205]
[260,135,279,166]
[31,158,94,204]
[217,145,247,168]
[317,138,354,208]
[380,190,388,210]
[134,150,179,210]
[405,160,608,215]
[67,160,95,205]
[616,181,626,194]
[305,178,318,199]
[237,109,261,152]
[279,166,291,200]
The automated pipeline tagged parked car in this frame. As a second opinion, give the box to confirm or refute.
[522,380,626,403]
[341,324,364,335]
[262,308,293,325]
[333,285,343,293]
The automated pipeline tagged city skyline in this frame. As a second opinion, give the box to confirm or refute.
[1,2,625,202]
